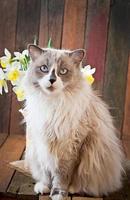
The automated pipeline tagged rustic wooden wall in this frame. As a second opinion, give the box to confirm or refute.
[0,0,130,140]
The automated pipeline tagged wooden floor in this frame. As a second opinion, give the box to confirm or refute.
[0,133,130,200]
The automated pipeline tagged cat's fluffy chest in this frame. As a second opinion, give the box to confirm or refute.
[26,92,86,139]
[25,91,88,170]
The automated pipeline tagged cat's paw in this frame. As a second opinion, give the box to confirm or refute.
[34,182,50,194]
[51,194,67,200]
[50,188,68,200]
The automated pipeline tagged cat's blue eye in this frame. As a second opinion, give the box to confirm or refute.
[59,68,68,75]
[40,65,49,73]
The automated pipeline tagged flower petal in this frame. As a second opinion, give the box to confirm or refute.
[89,68,96,75]
[84,65,91,70]
[22,49,28,56]
[4,48,11,58]
[3,80,8,93]
[14,52,21,58]
[0,86,2,94]
[0,57,8,68]
[0,68,5,79]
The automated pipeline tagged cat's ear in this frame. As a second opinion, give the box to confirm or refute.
[69,49,86,63]
[27,44,43,61]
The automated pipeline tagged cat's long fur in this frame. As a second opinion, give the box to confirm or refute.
[23,45,124,199]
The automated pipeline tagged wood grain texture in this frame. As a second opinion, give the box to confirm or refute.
[16,0,41,50]
[39,196,52,200]
[0,197,17,200]
[0,133,8,147]
[10,0,41,135]
[103,0,130,131]
[39,0,48,47]
[84,0,110,89]
[0,0,18,134]
[123,140,130,160]
[39,0,65,48]
[0,135,25,192]
[39,196,71,200]
[7,171,36,197]
[62,0,87,49]
[72,197,103,200]
[122,56,130,139]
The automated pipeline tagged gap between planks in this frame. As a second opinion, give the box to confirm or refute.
[0,133,8,147]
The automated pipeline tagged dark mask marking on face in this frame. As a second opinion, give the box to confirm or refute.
[49,69,57,84]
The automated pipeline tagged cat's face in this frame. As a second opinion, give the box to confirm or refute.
[27,45,85,95]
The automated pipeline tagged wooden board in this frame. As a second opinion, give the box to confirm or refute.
[0,0,18,134]
[72,197,102,200]
[122,56,130,139]
[39,0,48,47]
[62,0,87,49]
[7,171,36,197]
[9,0,41,135]
[103,0,130,132]
[84,0,110,90]
[123,140,130,160]
[39,196,50,200]
[39,196,71,200]
[48,0,65,48]
[0,135,25,192]
[15,0,41,50]
[8,153,36,198]
[0,197,17,200]
[39,0,65,48]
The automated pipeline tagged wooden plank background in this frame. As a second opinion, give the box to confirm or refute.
[0,0,130,141]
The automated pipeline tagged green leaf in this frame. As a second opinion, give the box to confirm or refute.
[47,38,52,48]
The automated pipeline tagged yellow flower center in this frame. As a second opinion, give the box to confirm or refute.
[8,69,20,81]
[0,58,11,68]
[15,88,25,101]
[85,75,94,85]
[16,89,25,100]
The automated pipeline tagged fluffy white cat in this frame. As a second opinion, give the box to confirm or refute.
[23,45,124,200]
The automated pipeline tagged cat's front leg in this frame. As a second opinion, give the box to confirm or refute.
[50,140,81,200]
[50,165,71,200]
[25,136,51,194]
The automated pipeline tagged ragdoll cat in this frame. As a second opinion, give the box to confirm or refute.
[23,44,124,200]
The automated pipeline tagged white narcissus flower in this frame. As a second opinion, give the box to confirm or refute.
[0,48,12,69]
[14,49,28,60]
[6,62,25,86]
[14,50,29,71]
[0,68,8,94]
[22,49,28,56]
[81,65,96,85]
